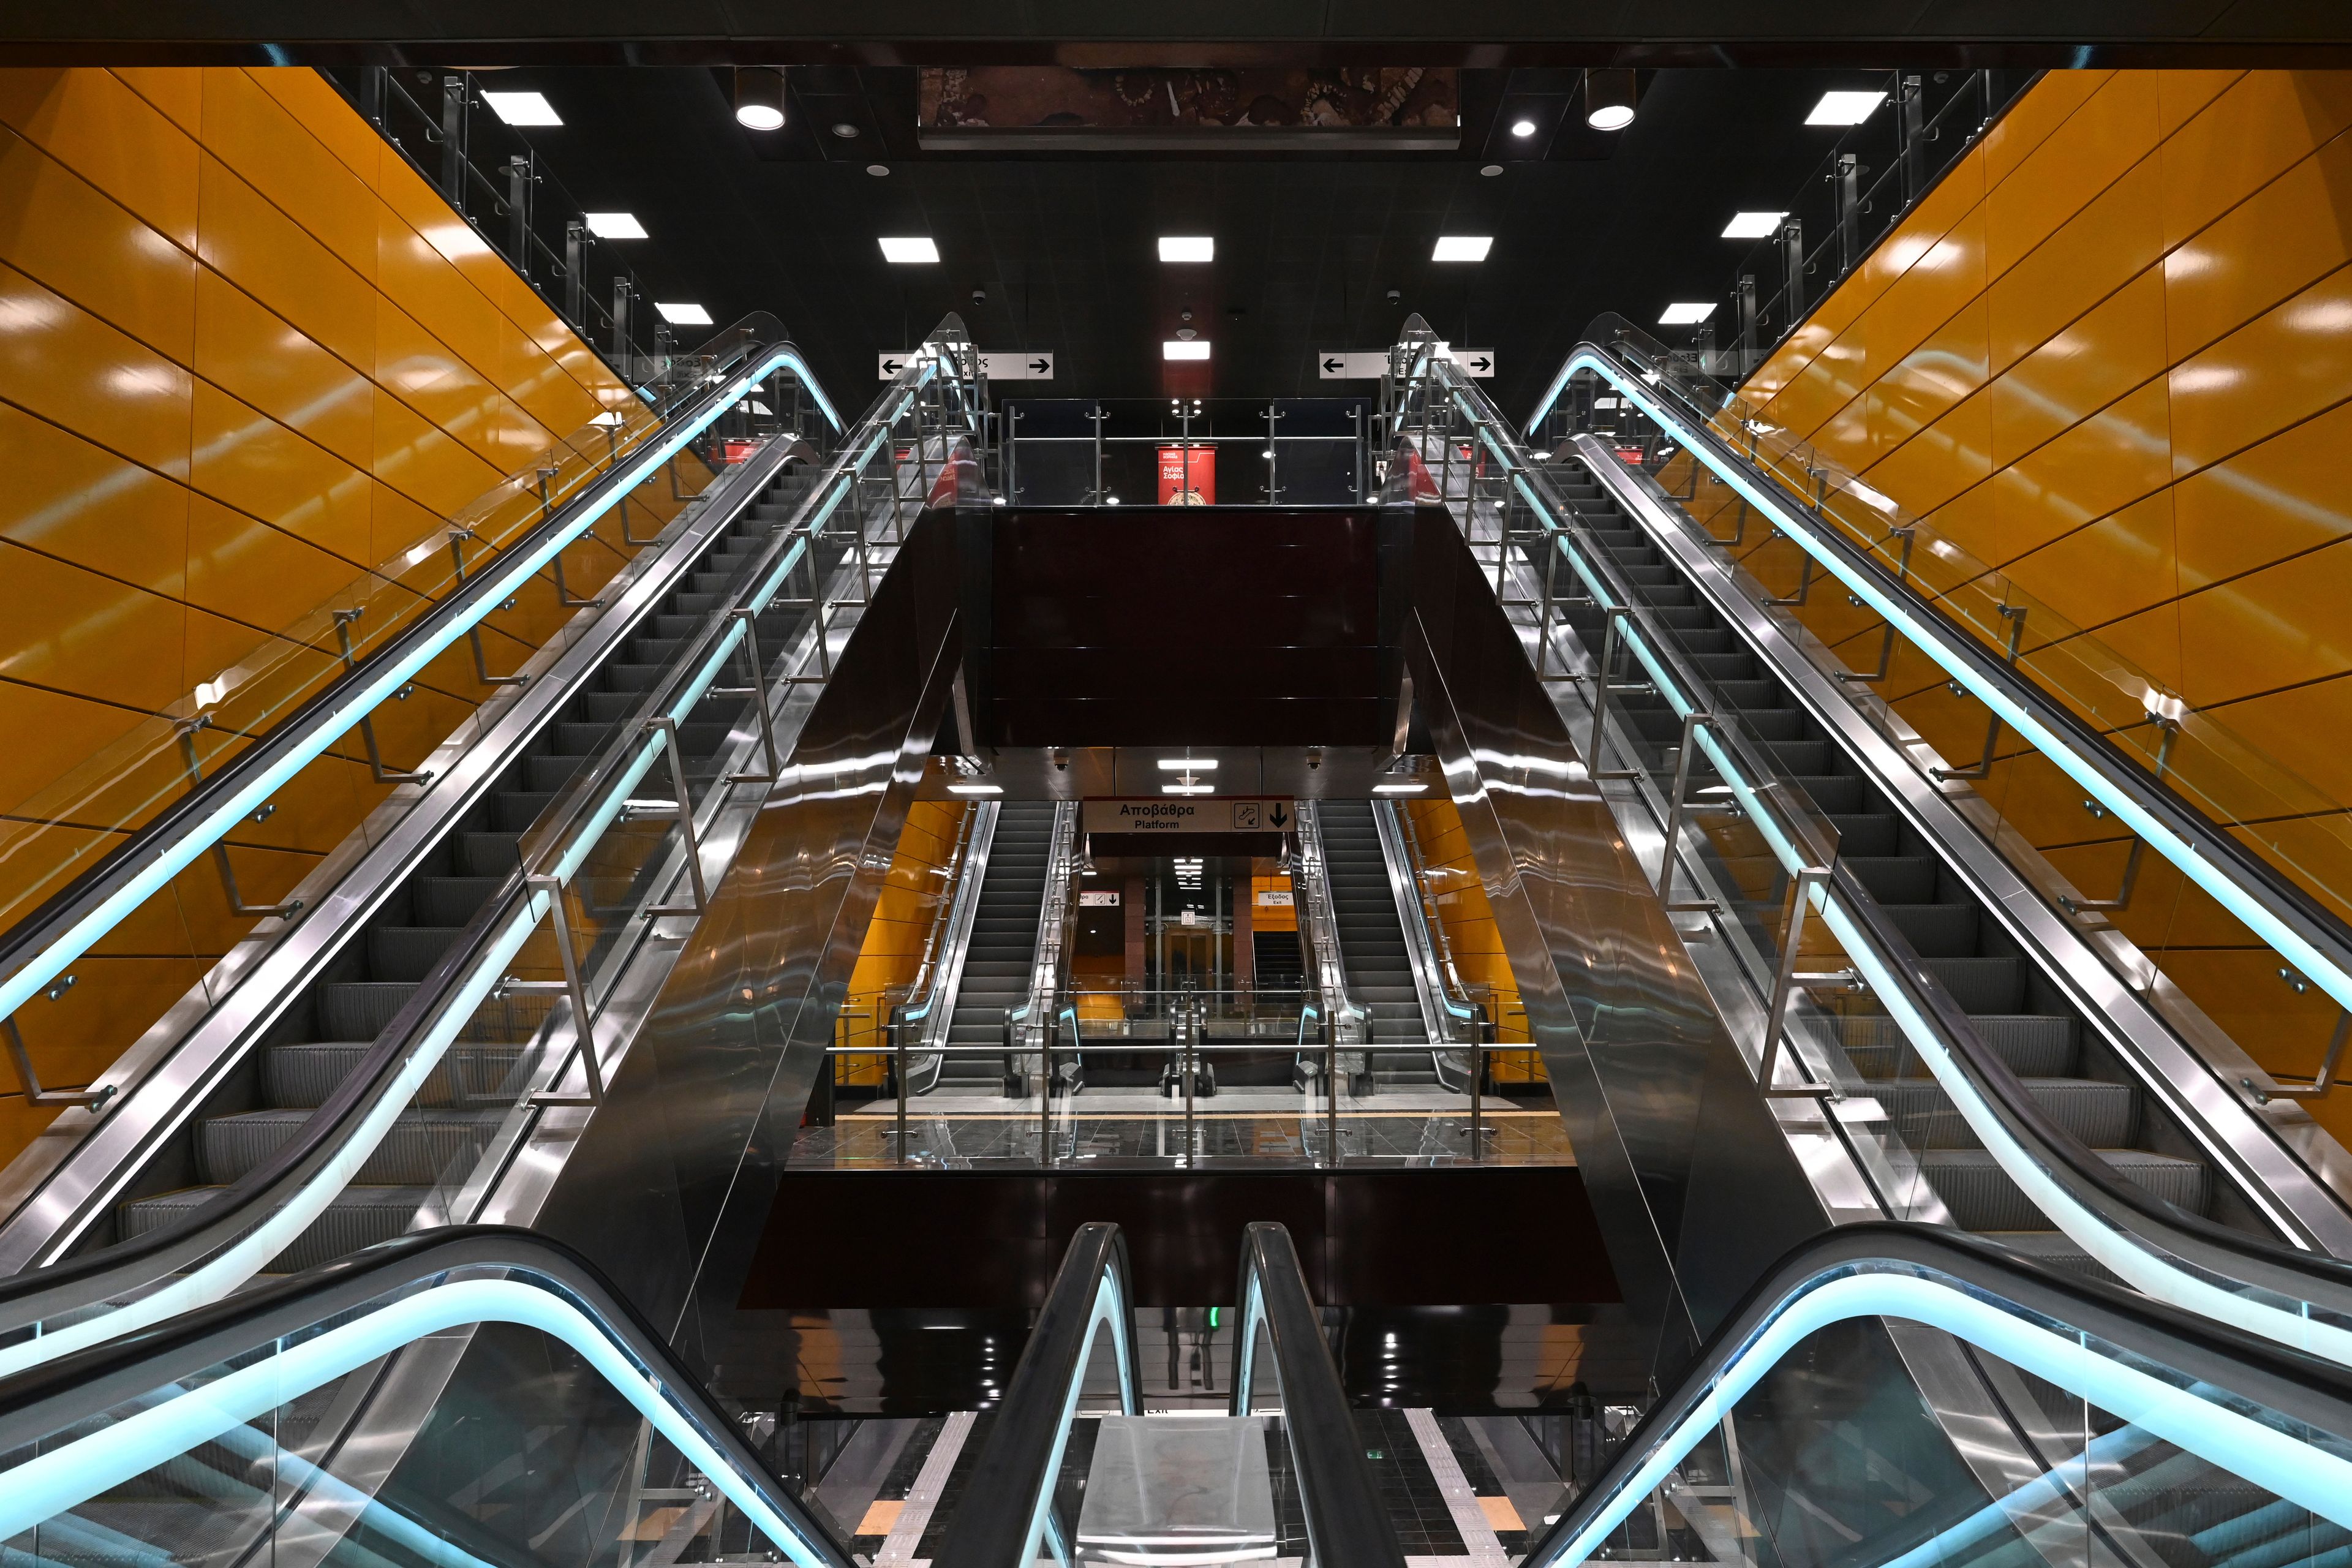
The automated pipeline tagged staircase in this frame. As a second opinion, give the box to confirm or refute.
[1317,802,1439,1090]
[1538,449,2215,1272]
[116,458,835,1272]
[935,802,1057,1095]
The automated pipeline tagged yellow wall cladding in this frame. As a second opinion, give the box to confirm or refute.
[1725,68,2352,1147]
[839,800,970,1084]
[0,67,646,1153]
[1404,794,1540,1078]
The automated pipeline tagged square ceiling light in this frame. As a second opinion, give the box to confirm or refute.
[480,90,562,127]
[1163,340,1211,360]
[878,236,940,264]
[1159,236,1214,262]
[1807,90,1887,126]
[654,301,713,326]
[1432,235,1493,263]
[1720,211,1787,239]
[1659,302,1717,325]
[584,212,647,239]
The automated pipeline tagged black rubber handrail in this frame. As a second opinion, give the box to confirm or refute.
[0,1223,856,1568]
[1231,1221,1408,1568]
[1516,1221,2352,1568]
[932,1222,1145,1568]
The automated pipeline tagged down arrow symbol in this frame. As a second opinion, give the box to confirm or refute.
[1267,803,1291,829]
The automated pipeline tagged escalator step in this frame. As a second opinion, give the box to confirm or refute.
[319,981,420,1041]
[198,1108,508,1184]
[1919,956,2025,1014]
[265,1041,529,1109]
[1871,1077,2135,1149]
[1921,1148,2207,1232]
[458,832,524,878]
[526,754,595,793]
[1880,903,1981,957]
[1838,1014,2078,1078]
[121,1185,435,1275]
[413,876,505,927]
[1844,856,1939,903]
[368,926,463,983]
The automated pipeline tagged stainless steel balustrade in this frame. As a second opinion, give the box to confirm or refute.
[1372,796,1482,1089]
[0,316,989,1378]
[1515,1224,2352,1568]
[1291,802,1370,1091]
[0,1226,856,1568]
[895,799,995,1098]
[1383,318,2352,1368]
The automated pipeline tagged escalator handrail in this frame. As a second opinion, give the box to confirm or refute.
[1517,1221,2352,1568]
[0,314,839,1034]
[931,1222,1144,1568]
[0,1223,854,1568]
[0,315,986,1366]
[1530,327,2352,1038]
[1385,334,2352,1367]
[1230,1221,1409,1568]
[1292,803,1371,1044]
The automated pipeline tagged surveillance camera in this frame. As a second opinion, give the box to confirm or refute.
[972,287,987,304]
[1180,307,1194,322]
[1385,288,1401,303]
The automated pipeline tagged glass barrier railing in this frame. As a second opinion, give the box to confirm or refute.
[1385,318,2352,1369]
[0,318,987,1379]
[1519,1225,2352,1568]
[1525,318,2352,1151]
[0,312,843,1131]
[0,1226,854,1568]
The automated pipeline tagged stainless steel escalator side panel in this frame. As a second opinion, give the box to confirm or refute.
[522,510,965,1364]
[0,437,813,1273]
[1570,433,2352,1259]
[1400,498,1830,1378]
[909,800,1001,1092]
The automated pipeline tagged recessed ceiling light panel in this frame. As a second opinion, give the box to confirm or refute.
[1658,302,1717,326]
[1510,118,1537,137]
[1807,89,1888,126]
[1720,210,1788,239]
[1163,340,1211,360]
[879,236,940,264]
[1158,236,1214,262]
[481,91,562,127]
[654,301,713,326]
[584,212,646,239]
[1431,235,1493,263]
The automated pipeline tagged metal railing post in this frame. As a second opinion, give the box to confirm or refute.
[333,609,433,786]
[643,717,712,915]
[527,873,608,1107]
[1757,868,1841,1099]
[894,1016,912,1164]
[175,715,303,919]
[1324,1006,1340,1166]
[448,529,528,687]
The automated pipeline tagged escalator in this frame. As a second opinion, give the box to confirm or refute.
[111,459,828,1269]
[931,801,1057,1097]
[0,314,990,1375]
[1536,448,2214,1268]
[1315,801,1441,1091]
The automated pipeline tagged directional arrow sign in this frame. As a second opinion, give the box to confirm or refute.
[1442,346,1496,377]
[1266,801,1292,831]
[1317,351,1393,380]
[881,350,1054,380]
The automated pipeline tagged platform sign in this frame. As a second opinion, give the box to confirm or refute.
[1083,798,1295,837]
[880,350,1054,380]
[1317,347,1493,379]
[1079,889,1121,907]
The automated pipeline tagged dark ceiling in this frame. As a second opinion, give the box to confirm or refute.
[462,65,1923,416]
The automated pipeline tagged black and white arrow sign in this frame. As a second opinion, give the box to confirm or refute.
[881,350,1055,380]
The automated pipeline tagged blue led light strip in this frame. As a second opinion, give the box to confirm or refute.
[1534,1267,2352,1568]
[0,345,842,1031]
[1018,1270,1136,1567]
[0,1276,841,1568]
[1526,347,2352,1022]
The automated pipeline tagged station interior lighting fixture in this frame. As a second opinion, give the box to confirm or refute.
[481,91,562,127]
[879,236,940,264]
[584,213,647,239]
[1431,235,1493,263]
[1721,211,1788,239]
[1807,89,1888,125]
[1510,118,1537,137]
[734,67,787,130]
[1156,758,1219,769]
[948,783,1003,796]
[1583,69,1637,130]
[654,302,713,326]
[1163,340,1211,360]
[1159,236,1215,262]
[1658,302,1717,326]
